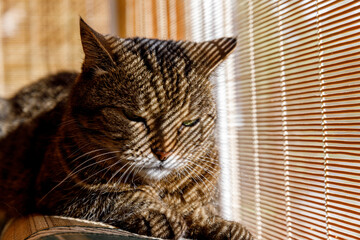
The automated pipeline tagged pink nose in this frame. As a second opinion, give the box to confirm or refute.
[154,150,172,161]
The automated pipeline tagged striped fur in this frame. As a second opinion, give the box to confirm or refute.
[1,18,253,239]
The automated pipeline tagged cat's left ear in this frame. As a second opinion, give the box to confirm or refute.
[193,37,237,75]
[79,17,116,71]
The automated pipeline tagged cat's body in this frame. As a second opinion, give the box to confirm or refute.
[0,72,77,139]
[0,19,252,239]
[0,72,77,215]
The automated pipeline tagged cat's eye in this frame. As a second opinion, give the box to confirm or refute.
[182,119,200,127]
[123,109,145,123]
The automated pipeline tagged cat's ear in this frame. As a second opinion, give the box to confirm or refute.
[79,17,116,70]
[192,37,237,75]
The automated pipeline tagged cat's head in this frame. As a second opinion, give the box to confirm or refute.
[68,18,236,182]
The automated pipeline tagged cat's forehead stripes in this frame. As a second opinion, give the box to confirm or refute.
[105,35,199,115]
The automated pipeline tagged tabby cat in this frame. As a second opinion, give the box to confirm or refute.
[0,18,253,240]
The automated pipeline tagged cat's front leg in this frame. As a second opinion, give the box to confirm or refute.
[37,179,186,239]
[102,190,187,239]
[186,205,253,240]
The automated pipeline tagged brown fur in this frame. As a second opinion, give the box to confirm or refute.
[0,18,253,239]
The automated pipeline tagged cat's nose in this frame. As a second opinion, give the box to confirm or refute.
[152,149,172,161]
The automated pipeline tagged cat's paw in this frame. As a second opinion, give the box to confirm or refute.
[120,206,187,239]
[198,218,253,240]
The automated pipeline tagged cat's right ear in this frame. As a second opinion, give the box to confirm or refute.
[79,17,116,71]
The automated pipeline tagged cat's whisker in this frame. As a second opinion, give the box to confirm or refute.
[196,156,217,163]
[185,165,211,195]
[123,161,139,184]
[195,148,216,158]
[101,161,133,199]
[197,156,218,165]
[185,162,212,195]
[66,142,92,159]
[185,158,217,191]
[203,158,219,166]
[194,144,215,157]
[191,160,219,180]
[187,149,220,171]
[40,151,121,202]
[58,150,120,183]
[68,150,121,174]
[184,165,197,184]
[197,164,219,178]
[68,148,107,164]
[131,161,146,184]
[107,161,131,184]
[118,161,137,184]
[101,158,124,179]
[79,157,120,184]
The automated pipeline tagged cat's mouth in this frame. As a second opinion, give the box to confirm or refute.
[132,154,183,180]
[143,165,164,170]
[139,165,173,180]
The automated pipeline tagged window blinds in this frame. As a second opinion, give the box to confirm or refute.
[233,0,360,239]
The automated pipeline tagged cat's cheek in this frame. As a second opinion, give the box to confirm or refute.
[202,125,214,141]
[185,129,203,145]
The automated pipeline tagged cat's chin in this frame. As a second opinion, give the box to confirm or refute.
[139,167,173,181]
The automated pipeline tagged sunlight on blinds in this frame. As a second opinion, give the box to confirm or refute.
[234,0,360,239]
[278,1,327,239]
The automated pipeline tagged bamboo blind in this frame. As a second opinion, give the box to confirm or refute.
[0,0,112,98]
